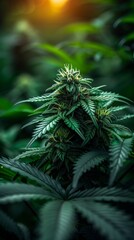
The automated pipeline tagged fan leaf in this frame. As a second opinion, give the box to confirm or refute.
[0,210,23,240]
[12,148,46,161]
[22,115,44,129]
[74,201,134,240]
[81,99,98,127]
[109,136,133,185]
[39,200,75,240]
[73,151,107,188]
[17,93,52,104]
[118,114,134,121]
[82,125,96,146]
[27,116,60,147]
[0,158,65,198]
[69,187,134,203]
[64,117,85,140]
[0,183,54,203]
[17,223,30,240]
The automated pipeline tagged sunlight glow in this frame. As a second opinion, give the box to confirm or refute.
[50,0,68,8]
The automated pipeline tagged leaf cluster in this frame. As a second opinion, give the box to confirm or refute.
[0,66,134,240]
[0,158,134,240]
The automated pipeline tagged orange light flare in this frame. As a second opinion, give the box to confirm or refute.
[50,0,69,9]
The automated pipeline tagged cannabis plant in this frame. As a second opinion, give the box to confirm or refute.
[0,65,134,240]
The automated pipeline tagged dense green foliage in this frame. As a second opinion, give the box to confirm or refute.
[0,65,134,240]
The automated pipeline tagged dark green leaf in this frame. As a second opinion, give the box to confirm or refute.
[39,200,75,240]
[73,151,106,188]
[109,137,134,185]
[0,158,65,198]
[0,183,54,203]
[74,201,134,240]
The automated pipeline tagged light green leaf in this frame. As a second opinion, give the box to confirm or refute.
[70,41,116,57]
[63,22,100,34]
[0,104,34,117]
[39,43,73,63]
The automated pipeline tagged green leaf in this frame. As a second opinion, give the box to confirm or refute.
[0,210,23,240]
[109,137,134,185]
[0,165,16,181]
[39,200,75,240]
[117,15,134,25]
[82,125,96,146]
[109,106,129,112]
[91,91,130,104]
[73,151,106,188]
[12,148,46,161]
[69,187,134,203]
[74,201,134,240]
[17,223,30,240]
[39,43,73,63]
[0,104,34,117]
[0,98,12,110]
[118,114,134,121]
[104,127,123,141]
[111,124,132,137]
[64,117,85,140]
[81,99,98,127]
[17,94,51,104]
[27,116,60,147]
[63,22,100,34]
[82,124,96,146]
[22,116,44,129]
[121,33,134,44]
[0,183,53,204]
[0,158,65,198]
[70,41,116,57]
[66,103,80,116]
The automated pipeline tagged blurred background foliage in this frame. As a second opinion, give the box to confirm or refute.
[0,0,134,158]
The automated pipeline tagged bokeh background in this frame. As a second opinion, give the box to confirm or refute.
[0,0,134,158]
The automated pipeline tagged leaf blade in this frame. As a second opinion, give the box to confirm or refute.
[74,201,134,240]
[64,117,85,140]
[39,200,75,240]
[0,183,54,204]
[109,136,133,185]
[0,158,65,198]
[73,151,106,188]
